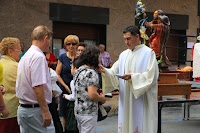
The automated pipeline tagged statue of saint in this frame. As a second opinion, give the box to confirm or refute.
[143,10,171,68]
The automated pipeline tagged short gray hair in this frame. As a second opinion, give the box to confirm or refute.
[31,25,52,41]
[99,44,105,48]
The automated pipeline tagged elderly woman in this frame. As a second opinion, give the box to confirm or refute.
[0,37,21,133]
[0,62,9,118]
[56,35,79,133]
[74,45,106,132]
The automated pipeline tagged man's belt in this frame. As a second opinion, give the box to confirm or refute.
[20,104,40,108]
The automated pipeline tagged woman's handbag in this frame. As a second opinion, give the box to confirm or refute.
[97,103,107,122]
[97,87,107,122]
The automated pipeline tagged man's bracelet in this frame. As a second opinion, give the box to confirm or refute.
[0,104,6,112]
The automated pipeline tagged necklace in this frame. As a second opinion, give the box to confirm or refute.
[67,52,76,60]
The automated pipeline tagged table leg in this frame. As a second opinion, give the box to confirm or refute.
[187,104,190,120]
[182,103,186,120]
[158,103,163,133]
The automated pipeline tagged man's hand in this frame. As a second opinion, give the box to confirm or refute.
[33,85,52,128]
[42,111,52,128]
[97,64,105,73]
[121,74,131,80]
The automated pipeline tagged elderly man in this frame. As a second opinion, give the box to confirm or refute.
[99,25,159,133]
[16,25,55,132]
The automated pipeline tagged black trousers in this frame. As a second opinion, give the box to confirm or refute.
[49,97,64,133]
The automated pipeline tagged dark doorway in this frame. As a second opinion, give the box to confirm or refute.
[166,29,187,65]
[52,21,106,58]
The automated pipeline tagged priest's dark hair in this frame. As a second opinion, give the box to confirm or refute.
[123,25,141,37]
[77,45,100,69]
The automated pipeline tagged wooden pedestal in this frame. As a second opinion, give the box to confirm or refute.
[158,73,191,100]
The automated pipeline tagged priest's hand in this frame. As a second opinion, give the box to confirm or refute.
[97,64,105,73]
[121,74,131,80]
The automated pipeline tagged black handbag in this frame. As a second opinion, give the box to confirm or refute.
[97,87,107,122]
[97,102,107,122]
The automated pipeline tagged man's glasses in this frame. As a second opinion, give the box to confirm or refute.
[66,43,77,46]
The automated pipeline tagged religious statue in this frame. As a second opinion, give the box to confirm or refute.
[143,10,171,68]
[135,0,171,68]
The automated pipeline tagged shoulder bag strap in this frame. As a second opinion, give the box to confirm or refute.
[74,68,87,84]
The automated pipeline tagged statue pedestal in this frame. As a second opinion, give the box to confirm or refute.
[158,73,191,100]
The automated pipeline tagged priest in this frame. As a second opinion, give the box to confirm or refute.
[99,25,159,133]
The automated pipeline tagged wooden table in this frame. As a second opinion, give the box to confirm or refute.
[157,73,200,133]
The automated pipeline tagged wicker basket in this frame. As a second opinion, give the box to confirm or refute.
[178,71,193,81]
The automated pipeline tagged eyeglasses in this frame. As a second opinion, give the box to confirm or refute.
[14,49,21,52]
[66,43,77,46]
